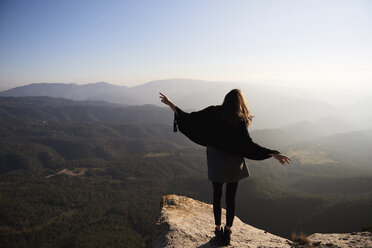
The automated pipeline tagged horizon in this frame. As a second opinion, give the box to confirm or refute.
[1,77,371,95]
[1,0,372,94]
[1,78,370,107]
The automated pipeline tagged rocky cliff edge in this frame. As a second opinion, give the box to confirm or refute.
[152,194,372,248]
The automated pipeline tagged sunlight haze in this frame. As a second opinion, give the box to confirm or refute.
[0,0,371,93]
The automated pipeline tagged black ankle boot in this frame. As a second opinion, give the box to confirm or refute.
[214,227,224,245]
[223,228,232,246]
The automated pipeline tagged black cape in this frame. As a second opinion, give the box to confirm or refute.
[174,105,279,160]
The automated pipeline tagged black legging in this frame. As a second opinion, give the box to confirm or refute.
[212,181,239,227]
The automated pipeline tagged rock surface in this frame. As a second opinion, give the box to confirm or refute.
[307,232,372,248]
[152,194,372,248]
[152,194,293,247]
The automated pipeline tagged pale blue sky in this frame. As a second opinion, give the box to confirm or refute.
[0,0,371,91]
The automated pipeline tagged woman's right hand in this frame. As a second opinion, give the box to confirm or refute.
[270,153,291,165]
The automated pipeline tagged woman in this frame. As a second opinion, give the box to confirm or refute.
[159,89,290,246]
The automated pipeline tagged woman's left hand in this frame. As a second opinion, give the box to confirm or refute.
[159,92,173,106]
[159,92,178,114]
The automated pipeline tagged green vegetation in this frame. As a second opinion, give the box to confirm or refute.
[291,231,310,245]
[287,146,337,165]
[0,96,372,247]
[0,115,204,247]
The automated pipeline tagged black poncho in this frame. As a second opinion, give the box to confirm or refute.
[174,105,279,160]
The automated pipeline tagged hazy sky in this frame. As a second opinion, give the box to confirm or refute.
[0,0,371,91]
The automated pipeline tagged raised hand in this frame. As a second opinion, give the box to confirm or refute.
[159,92,173,106]
[159,92,177,114]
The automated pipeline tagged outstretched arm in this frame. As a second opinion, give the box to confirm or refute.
[239,127,291,164]
[159,92,178,114]
[269,153,291,165]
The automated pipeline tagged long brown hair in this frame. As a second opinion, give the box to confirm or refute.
[220,89,253,127]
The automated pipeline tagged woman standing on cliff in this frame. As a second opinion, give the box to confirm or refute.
[159,89,291,246]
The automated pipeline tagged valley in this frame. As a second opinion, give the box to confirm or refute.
[0,95,371,247]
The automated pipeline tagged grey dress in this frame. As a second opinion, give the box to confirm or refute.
[207,145,249,183]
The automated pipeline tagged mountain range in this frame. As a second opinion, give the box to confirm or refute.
[1,79,371,129]
[1,96,372,170]
[1,95,372,247]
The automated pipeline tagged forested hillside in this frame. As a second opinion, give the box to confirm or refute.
[4,80,369,130]
[0,96,371,247]
[0,96,172,125]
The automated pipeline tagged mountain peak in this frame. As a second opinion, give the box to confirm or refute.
[152,195,372,248]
